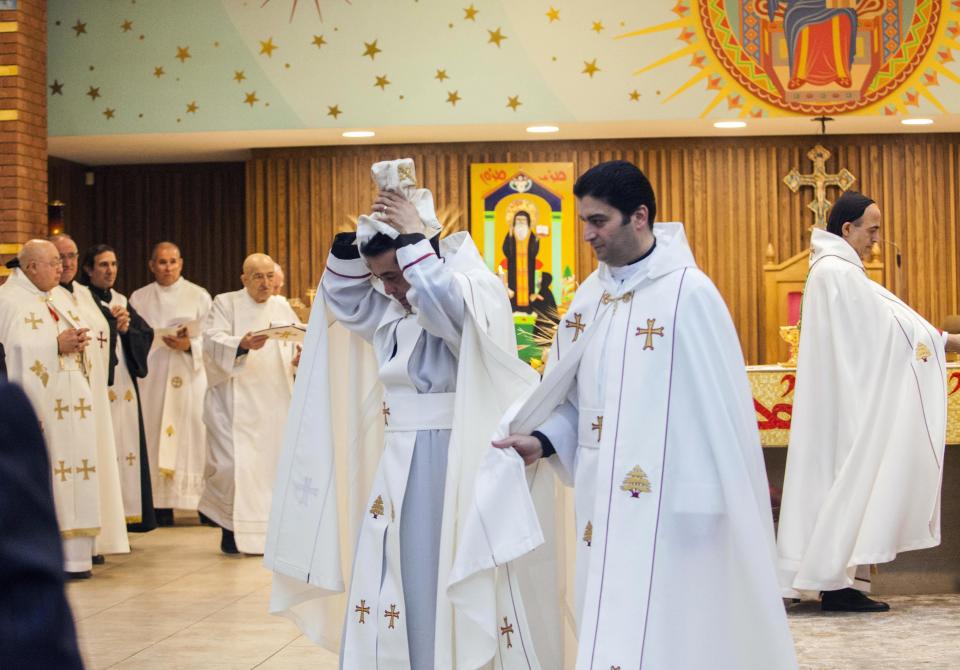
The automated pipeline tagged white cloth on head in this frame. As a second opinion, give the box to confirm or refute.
[355,158,442,247]
[199,292,298,554]
[130,277,212,510]
[777,227,948,597]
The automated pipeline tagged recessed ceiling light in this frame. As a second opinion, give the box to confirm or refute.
[342,130,376,138]
[526,125,560,133]
[713,120,747,129]
[901,118,933,126]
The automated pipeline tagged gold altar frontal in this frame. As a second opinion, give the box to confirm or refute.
[749,363,960,447]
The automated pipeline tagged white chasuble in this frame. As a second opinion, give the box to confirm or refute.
[450,224,798,670]
[265,233,547,670]
[130,278,212,510]
[52,283,130,554]
[777,228,948,597]
[201,291,297,554]
[0,270,102,540]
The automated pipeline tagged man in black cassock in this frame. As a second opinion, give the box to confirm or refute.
[79,244,158,533]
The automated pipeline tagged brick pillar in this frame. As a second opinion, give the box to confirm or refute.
[0,0,47,251]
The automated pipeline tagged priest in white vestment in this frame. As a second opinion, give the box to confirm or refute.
[265,159,546,670]
[50,235,130,563]
[199,253,298,555]
[130,242,212,522]
[450,161,798,669]
[777,192,960,612]
[0,241,128,578]
[80,245,157,533]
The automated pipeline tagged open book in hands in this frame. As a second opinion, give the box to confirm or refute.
[153,318,203,340]
[251,323,307,343]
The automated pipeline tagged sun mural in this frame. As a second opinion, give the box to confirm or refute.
[624,0,960,116]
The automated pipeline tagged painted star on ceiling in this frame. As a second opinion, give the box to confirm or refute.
[463,5,478,21]
[102,108,115,119]
[260,38,278,57]
[487,28,506,47]
[244,91,259,107]
[435,68,449,82]
[582,59,600,77]
[72,20,87,37]
[175,46,191,62]
[49,79,64,95]
[629,90,641,101]
[312,34,326,48]
[546,7,560,22]
[592,21,605,34]
[506,95,521,111]
[374,75,390,90]
[327,104,342,118]
[234,70,246,83]
[362,40,382,60]
[86,86,101,101]
[153,66,165,78]
[186,101,199,114]
[121,19,133,32]
[446,90,461,106]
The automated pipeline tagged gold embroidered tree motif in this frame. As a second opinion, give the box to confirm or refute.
[124,390,135,402]
[620,465,652,497]
[30,360,49,387]
[165,425,175,437]
[108,389,117,402]
[583,521,593,546]
[916,343,931,362]
[370,495,385,519]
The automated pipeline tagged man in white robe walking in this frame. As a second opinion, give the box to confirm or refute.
[130,242,212,525]
[777,191,960,612]
[265,159,541,670]
[199,253,298,555]
[451,161,798,669]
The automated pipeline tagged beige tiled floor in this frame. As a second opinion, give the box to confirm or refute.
[68,516,960,669]
[66,516,336,669]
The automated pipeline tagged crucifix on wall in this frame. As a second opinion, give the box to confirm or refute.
[783,145,856,229]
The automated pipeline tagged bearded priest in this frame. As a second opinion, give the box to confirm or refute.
[777,191,960,612]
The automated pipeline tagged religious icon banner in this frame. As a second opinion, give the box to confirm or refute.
[469,162,577,364]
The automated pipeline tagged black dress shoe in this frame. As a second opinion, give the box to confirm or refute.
[92,554,105,565]
[155,508,175,527]
[220,528,239,555]
[65,570,93,580]
[821,588,890,612]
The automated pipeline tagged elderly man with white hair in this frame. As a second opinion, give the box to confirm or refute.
[0,240,129,578]
[198,253,299,555]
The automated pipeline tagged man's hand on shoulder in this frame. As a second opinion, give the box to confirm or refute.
[492,434,544,466]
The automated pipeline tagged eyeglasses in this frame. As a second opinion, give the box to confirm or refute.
[59,252,78,261]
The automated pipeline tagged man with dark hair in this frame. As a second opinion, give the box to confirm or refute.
[266,158,539,669]
[80,245,157,533]
[778,191,960,612]
[453,160,797,668]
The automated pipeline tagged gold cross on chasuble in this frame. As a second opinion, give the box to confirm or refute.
[384,604,400,629]
[73,398,92,419]
[592,415,603,442]
[783,144,856,228]
[97,331,107,348]
[381,402,390,425]
[54,459,72,482]
[126,452,136,466]
[54,399,70,419]
[24,312,43,329]
[564,312,586,342]
[355,599,370,624]
[77,459,96,480]
[500,617,515,648]
[636,319,665,350]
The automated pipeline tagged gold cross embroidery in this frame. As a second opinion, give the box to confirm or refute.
[24,312,43,329]
[384,604,400,629]
[636,318,665,351]
[564,312,586,342]
[500,617,515,648]
[381,402,390,426]
[355,599,370,624]
[30,360,49,387]
[73,398,92,419]
[67,310,81,322]
[171,376,183,388]
[125,452,136,466]
[592,415,603,442]
[97,331,107,348]
[77,459,96,480]
[53,399,70,420]
[54,460,72,482]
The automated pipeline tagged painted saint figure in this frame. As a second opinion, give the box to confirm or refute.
[770,0,858,89]
[500,210,542,313]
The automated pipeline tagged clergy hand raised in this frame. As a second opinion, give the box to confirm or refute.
[239,331,270,351]
[492,434,543,466]
[111,305,131,334]
[372,190,422,235]
[57,327,90,355]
